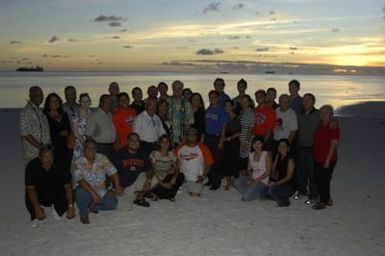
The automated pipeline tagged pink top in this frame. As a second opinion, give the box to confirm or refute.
[249,151,269,184]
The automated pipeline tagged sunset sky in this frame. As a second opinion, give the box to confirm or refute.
[0,0,384,73]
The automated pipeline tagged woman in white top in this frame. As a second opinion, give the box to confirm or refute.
[234,136,272,201]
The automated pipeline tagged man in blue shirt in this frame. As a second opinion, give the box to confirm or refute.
[214,78,231,107]
[204,90,229,190]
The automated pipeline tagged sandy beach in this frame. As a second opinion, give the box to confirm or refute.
[0,102,384,256]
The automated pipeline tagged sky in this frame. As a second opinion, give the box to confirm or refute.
[0,0,384,74]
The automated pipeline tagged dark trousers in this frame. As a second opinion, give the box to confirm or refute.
[268,184,294,206]
[25,193,68,221]
[204,135,222,187]
[297,147,318,199]
[314,162,335,204]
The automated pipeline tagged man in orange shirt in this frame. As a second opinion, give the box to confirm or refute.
[113,92,136,150]
[254,89,276,151]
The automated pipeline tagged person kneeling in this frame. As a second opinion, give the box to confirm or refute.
[267,139,295,207]
[234,136,271,201]
[25,145,75,227]
[175,128,214,197]
[72,139,123,224]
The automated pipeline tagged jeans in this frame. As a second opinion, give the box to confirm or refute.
[234,176,267,201]
[314,162,336,204]
[268,184,293,206]
[297,147,318,199]
[75,187,118,217]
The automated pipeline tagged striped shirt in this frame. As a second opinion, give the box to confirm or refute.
[239,108,255,158]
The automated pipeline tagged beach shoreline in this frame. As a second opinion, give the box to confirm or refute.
[0,101,384,255]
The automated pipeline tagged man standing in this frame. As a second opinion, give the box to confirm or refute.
[111,133,152,209]
[85,94,116,158]
[72,139,122,224]
[130,87,146,115]
[288,80,304,115]
[134,98,166,156]
[168,80,194,146]
[213,78,231,107]
[20,86,51,165]
[25,145,75,227]
[109,81,120,112]
[175,128,214,196]
[62,85,79,119]
[254,89,276,151]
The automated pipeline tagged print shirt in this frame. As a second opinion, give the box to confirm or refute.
[149,150,177,180]
[175,143,214,181]
[72,154,117,197]
[20,102,51,164]
[168,97,195,145]
[249,151,269,184]
[239,108,255,158]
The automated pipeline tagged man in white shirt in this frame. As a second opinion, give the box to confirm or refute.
[274,94,298,151]
[175,128,214,196]
[134,98,166,156]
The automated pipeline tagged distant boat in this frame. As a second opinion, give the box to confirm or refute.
[16,66,44,72]
[265,70,275,74]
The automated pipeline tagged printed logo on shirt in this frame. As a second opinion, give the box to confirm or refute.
[205,112,219,121]
[124,116,136,126]
[179,152,199,161]
[255,112,267,124]
[123,159,144,170]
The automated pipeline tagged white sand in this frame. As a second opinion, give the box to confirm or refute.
[0,103,384,256]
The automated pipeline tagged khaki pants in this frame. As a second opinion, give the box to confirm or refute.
[118,172,147,212]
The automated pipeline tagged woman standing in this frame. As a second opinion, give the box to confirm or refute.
[268,139,295,207]
[43,93,70,166]
[239,95,255,176]
[312,105,340,210]
[220,100,241,190]
[191,92,206,142]
[72,93,92,161]
[234,136,271,201]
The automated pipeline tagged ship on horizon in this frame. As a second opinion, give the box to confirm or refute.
[16,66,44,72]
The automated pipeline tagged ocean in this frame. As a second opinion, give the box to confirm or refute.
[0,71,384,110]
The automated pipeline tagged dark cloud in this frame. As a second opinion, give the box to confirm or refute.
[48,36,59,43]
[256,47,269,52]
[21,57,29,61]
[245,35,251,39]
[10,40,22,44]
[289,51,295,55]
[289,47,298,50]
[269,11,276,15]
[228,35,240,40]
[109,22,121,27]
[255,11,260,15]
[203,2,220,14]
[112,36,121,39]
[270,18,277,21]
[51,55,62,58]
[94,15,123,22]
[196,48,224,55]
[332,28,340,32]
[233,3,244,10]
[123,45,133,49]
[68,38,77,42]
[41,54,65,58]
[161,61,198,67]
[119,29,128,32]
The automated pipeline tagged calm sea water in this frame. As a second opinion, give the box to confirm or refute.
[0,71,384,109]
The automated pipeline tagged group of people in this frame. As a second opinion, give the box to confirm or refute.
[20,78,340,226]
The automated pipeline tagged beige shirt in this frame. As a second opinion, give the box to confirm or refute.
[85,108,116,143]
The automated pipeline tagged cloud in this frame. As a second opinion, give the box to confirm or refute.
[119,29,128,32]
[10,40,22,44]
[228,35,240,40]
[233,3,244,10]
[109,22,121,27]
[332,28,340,32]
[41,54,65,58]
[256,47,269,52]
[269,11,276,15]
[203,2,220,14]
[68,38,77,42]
[94,15,122,22]
[196,48,224,55]
[48,36,59,43]
[289,46,298,50]
[123,45,133,49]
[112,36,121,39]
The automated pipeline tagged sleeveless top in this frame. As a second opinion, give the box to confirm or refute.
[249,151,269,184]
[271,154,293,184]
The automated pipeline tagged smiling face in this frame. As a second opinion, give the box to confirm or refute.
[279,94,291,112]
[132,88,143,102]
[159,136,170,151]
[29,87,44,106]
[79,95,91,110]
[278,141,289,156]
[172,81,184,98]
[84,141,97,162]
[40,149,54,169]
[191,94,202,108]
[49,95,60,111]
[240,95,251,110]
[224,101,234,115]
[65,87,77,104]
[118,94,130,109]
[127,134,140,151]
[252,139,263,152]
[208,92,219,106]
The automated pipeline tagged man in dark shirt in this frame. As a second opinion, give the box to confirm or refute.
[25,145,75,227]
[111,133,152,210]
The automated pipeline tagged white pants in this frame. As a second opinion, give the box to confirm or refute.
[118,172,147,212]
